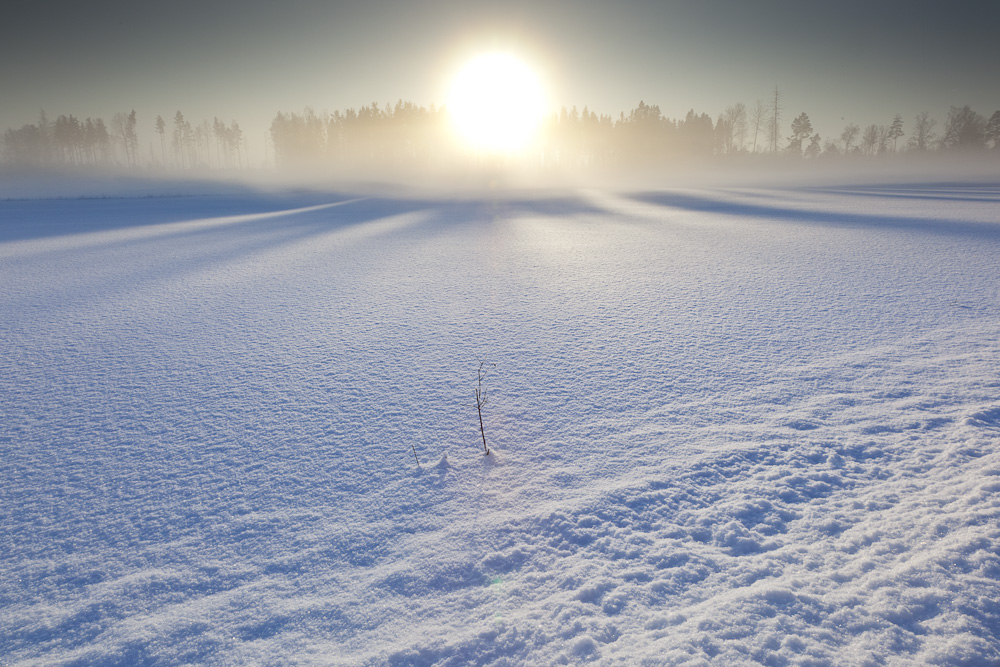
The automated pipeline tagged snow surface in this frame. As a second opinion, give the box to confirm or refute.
[2,183,999,665]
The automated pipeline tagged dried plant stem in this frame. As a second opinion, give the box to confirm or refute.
[475,359,494,455]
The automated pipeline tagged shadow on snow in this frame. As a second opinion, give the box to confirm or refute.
[624,186,1000,241]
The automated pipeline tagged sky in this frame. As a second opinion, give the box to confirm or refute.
[3,0,999,163]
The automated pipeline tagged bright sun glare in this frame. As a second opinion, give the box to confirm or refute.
[447,52,547,155]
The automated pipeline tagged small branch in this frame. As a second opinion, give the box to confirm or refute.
[475,358,496,455]
[477,399,489,455]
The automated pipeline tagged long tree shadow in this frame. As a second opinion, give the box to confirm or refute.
[1,196,445,315]
[1,188,612,244]
[0,190,359,243]
[2,190,616,316]
[802,182,1000,204]
[624,188,1000,241]
[499,194,610,218]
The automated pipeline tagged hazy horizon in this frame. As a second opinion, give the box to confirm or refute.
[4,0,1000,168]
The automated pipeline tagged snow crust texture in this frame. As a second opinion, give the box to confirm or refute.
[2,184,999,666]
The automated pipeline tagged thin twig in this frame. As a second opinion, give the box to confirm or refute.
[475,358,495,455]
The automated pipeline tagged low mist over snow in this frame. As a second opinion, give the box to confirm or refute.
[2,180,999,665]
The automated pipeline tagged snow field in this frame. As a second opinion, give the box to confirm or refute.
[1,184,999,665]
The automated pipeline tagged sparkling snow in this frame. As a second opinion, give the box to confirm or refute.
[2,183,999,665]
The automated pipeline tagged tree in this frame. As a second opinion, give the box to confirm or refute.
[983,111,1000,149]
[730,102,747,152]
[941,105,986,149]
[908,111,936,151]
[804,133,821,158]
[194,119,213,167]
[888,114,904,153]
[270,108,326,168]
[615,100,673,162]
[861,124,880,156]
[127,110,138,166]
[767,87,782,154]
[749,100,767,153]
[83,117,99,163]
[231,121,245,168]
[719,102,746,155]
[676,109,714,156]
[37,110,52,163]
[214,118,244,168]
[3,123,44,164]
[840,123,860,155]
[109,110,138,167]
[155,115,166,165]
[787,112,813,155]
[54,114,82,164]
[876,125,891,155]
[96,118,111,163]
[172,110,193,168]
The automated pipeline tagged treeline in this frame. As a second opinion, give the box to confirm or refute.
[266,96,1000,170]
[264,99,745,169]
[3,111,116,167]
[158,111,246,169]
[4,92,1000,171]
[540,92,1000,165]
[3,109,247,170]
[269,100,448,169]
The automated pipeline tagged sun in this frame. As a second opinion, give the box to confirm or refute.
[447,52,548,155]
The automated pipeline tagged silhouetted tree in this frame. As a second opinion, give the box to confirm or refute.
[767,87,782,154]
[804,133,821,158]
[942,105,986,149]
[230,120,244,168]
[155,115,166,165]
[840,123,860,155]
[37,110,52,163]
[676,109,714,157]
[617,101,675,163]
[194,119,213,167]
[861,124,880,156]
[876,125,892,155]
[787,112,813,155]
[888,114,904,152]
[213,117,244,168]
[718,102,747,155]
[83,118,99,163]
[270,108,326,168]
[172,111,194,168]
[110,113,128,166]
[127,110,138,166]
[908,112,937,151]
[3,124,44,164]
[53,114,82,164]
[92,118,111,164]
[110,110,138,167]
[749,100,767,153]
[986,111,1000,149]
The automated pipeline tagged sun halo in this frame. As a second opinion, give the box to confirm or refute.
[447,52,548,155]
